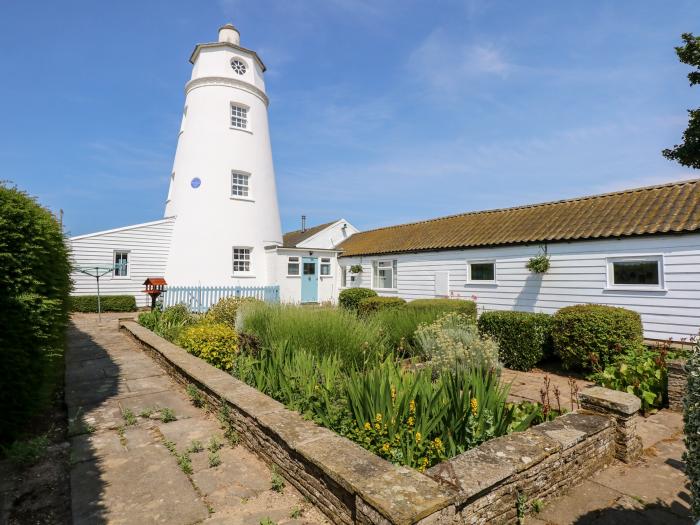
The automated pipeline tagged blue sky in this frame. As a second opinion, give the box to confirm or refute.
[1,1,698,236]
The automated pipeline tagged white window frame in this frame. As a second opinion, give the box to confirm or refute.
[340,265,347,287]
[606,255,665,291]
[232,246,253,275]
[467,260,497,284]
[231,171,252,201]
[320,257,332,277]
[287,256,300,277]
[230,103,250,131]
[372,259,397,290]
[113,250,130,279]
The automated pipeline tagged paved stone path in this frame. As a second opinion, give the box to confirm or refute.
[67,313,327,525]
[502,367,593,410]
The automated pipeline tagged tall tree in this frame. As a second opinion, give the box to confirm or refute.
[663,33,700,169]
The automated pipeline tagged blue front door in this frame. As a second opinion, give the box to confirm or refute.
[301,257,318,303]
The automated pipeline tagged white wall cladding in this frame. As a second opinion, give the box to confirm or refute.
[339,233,700,341]
[69,218,175,307]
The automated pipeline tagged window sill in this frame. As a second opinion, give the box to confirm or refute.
[320,275,333,279]
[112,276,131,280]
[466,281,498,286]
[604,286,667,293]
[374,288,398,293]
[229,127,253,135]
[231,274,256,278]
[287,275,300,278]
[230,196,255,203]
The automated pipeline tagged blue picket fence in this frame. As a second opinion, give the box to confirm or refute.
[162,285,280,312]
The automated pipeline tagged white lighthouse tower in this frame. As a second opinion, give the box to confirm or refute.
[164,24,283,286]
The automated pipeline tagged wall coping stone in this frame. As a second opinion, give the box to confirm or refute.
[531,412,611,449]
[667,359,687,372]
[578,385,641,415]
[120,321,456,524]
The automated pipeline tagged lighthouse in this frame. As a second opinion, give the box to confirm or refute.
[164,24,283,286]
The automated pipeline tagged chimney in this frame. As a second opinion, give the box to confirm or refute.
[218,23,240,45]
[301,215,307,232]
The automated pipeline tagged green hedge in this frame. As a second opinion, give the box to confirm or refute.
[0,184,71,443]
[685,340,700,520]
[477,311,552,371]
[407,299,477,321]
[358,296,407,315]
[552,304,643,370]
[338,287,377,311]
[69,295,137,313]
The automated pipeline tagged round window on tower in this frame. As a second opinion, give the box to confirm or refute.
[231,59,247,75]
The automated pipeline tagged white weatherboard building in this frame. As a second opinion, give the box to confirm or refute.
[70,24,700,341]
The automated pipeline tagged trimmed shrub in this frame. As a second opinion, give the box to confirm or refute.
[358,296,406,315]
[207,296,260,328]
[407,298,477,321]
[338,287,377,311]
[477,311,553,371]
[69,295,136,312]
[0,184,71,443]
[552,304,643,370]
[684,340,700,520]
[178,322,239,371]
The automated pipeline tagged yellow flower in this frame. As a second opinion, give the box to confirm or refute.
[364,422,371,431]
[382,443,390,453]
[415,432,422,443]
[418,457,429,472]
[375,413,383,423]
[433,437,443,451]
[470,398,478,417]
[409,400,416,414]
[407,416,415,427]
[374,422,381,430]
[390,386,397,403]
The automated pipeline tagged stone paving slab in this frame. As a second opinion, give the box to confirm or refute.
[67,313,328,525]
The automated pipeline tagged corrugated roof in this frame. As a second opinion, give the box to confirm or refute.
[283,220,338,248]
[338,179,700,257]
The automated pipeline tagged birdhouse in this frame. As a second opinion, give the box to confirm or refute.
[143,277,167,310]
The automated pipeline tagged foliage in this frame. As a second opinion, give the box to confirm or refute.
[0,183,71,443]
[663,33,700,169]
[338,287,377,311]
[160,407,177,423]
[138,303,199,342]
[357,296,406,315]
[414,312,501,373]
[406,298,477,321]
[684,339,700,520]
[372,306,458,355]
[178,322,239,371]
[237,302,387,366]
[526,254,551,273]
[551,304,643,370]
[207,296,260,328]
[477,311,553,371]
[349,264,363,274]
[2,435,49,466]
[271,468,285,492]
[186,384,205,408]
[69,294,136,312]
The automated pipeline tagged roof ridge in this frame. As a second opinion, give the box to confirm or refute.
[283,219,339,236]
[356,178,700,236]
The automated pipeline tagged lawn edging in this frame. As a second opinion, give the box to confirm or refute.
[120,320,632,524]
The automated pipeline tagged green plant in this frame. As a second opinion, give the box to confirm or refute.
[590,344,673,412]
[69,295,136,313]
[372,305,458,355]
[338,287,377,311]
[526,254,550,273]
[160,408,177,423]
[207,436,222,452]
[289,507,302,519]
[516,492,527,524]
[414,312,501,373]
[138,304,200,342]
[163,440,177,454]
[259,518,276,525]
[208,450,221,468]
[187,440,204,453]
[122,408,137,426]
[406,299,477,321]
[177,452,193,475]
[2,435,49,466]
[349,264,363,274]
[531,498,545,513]
[186,384,205,408]
[178,322,240,371]
[207,296,260,328]
[684,339,700,520]
[218,403,240,447]
[357,296,406,315]
[139,407,155,418]
[271,468,285,492]
[0,184,71,443]
[237,303,387,366]
[552,304,643,370]
[477,311,553,371]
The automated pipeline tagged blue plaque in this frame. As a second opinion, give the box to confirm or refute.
[191,177,201,188]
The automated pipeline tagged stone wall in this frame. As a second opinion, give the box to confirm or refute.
[120,321,635,525]
[668,359,687,412]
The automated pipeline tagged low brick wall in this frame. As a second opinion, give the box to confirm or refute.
[120,321,630,524]
[668,359,687,412]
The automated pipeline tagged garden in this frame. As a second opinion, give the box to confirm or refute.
[136,287,689,472]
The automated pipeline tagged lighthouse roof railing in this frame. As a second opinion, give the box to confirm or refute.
[189,41,266,71]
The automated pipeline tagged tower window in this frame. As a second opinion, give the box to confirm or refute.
[231,59,247,75]
[231,104,248,130]
[231,172,250,197]
[232,247,251,273]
